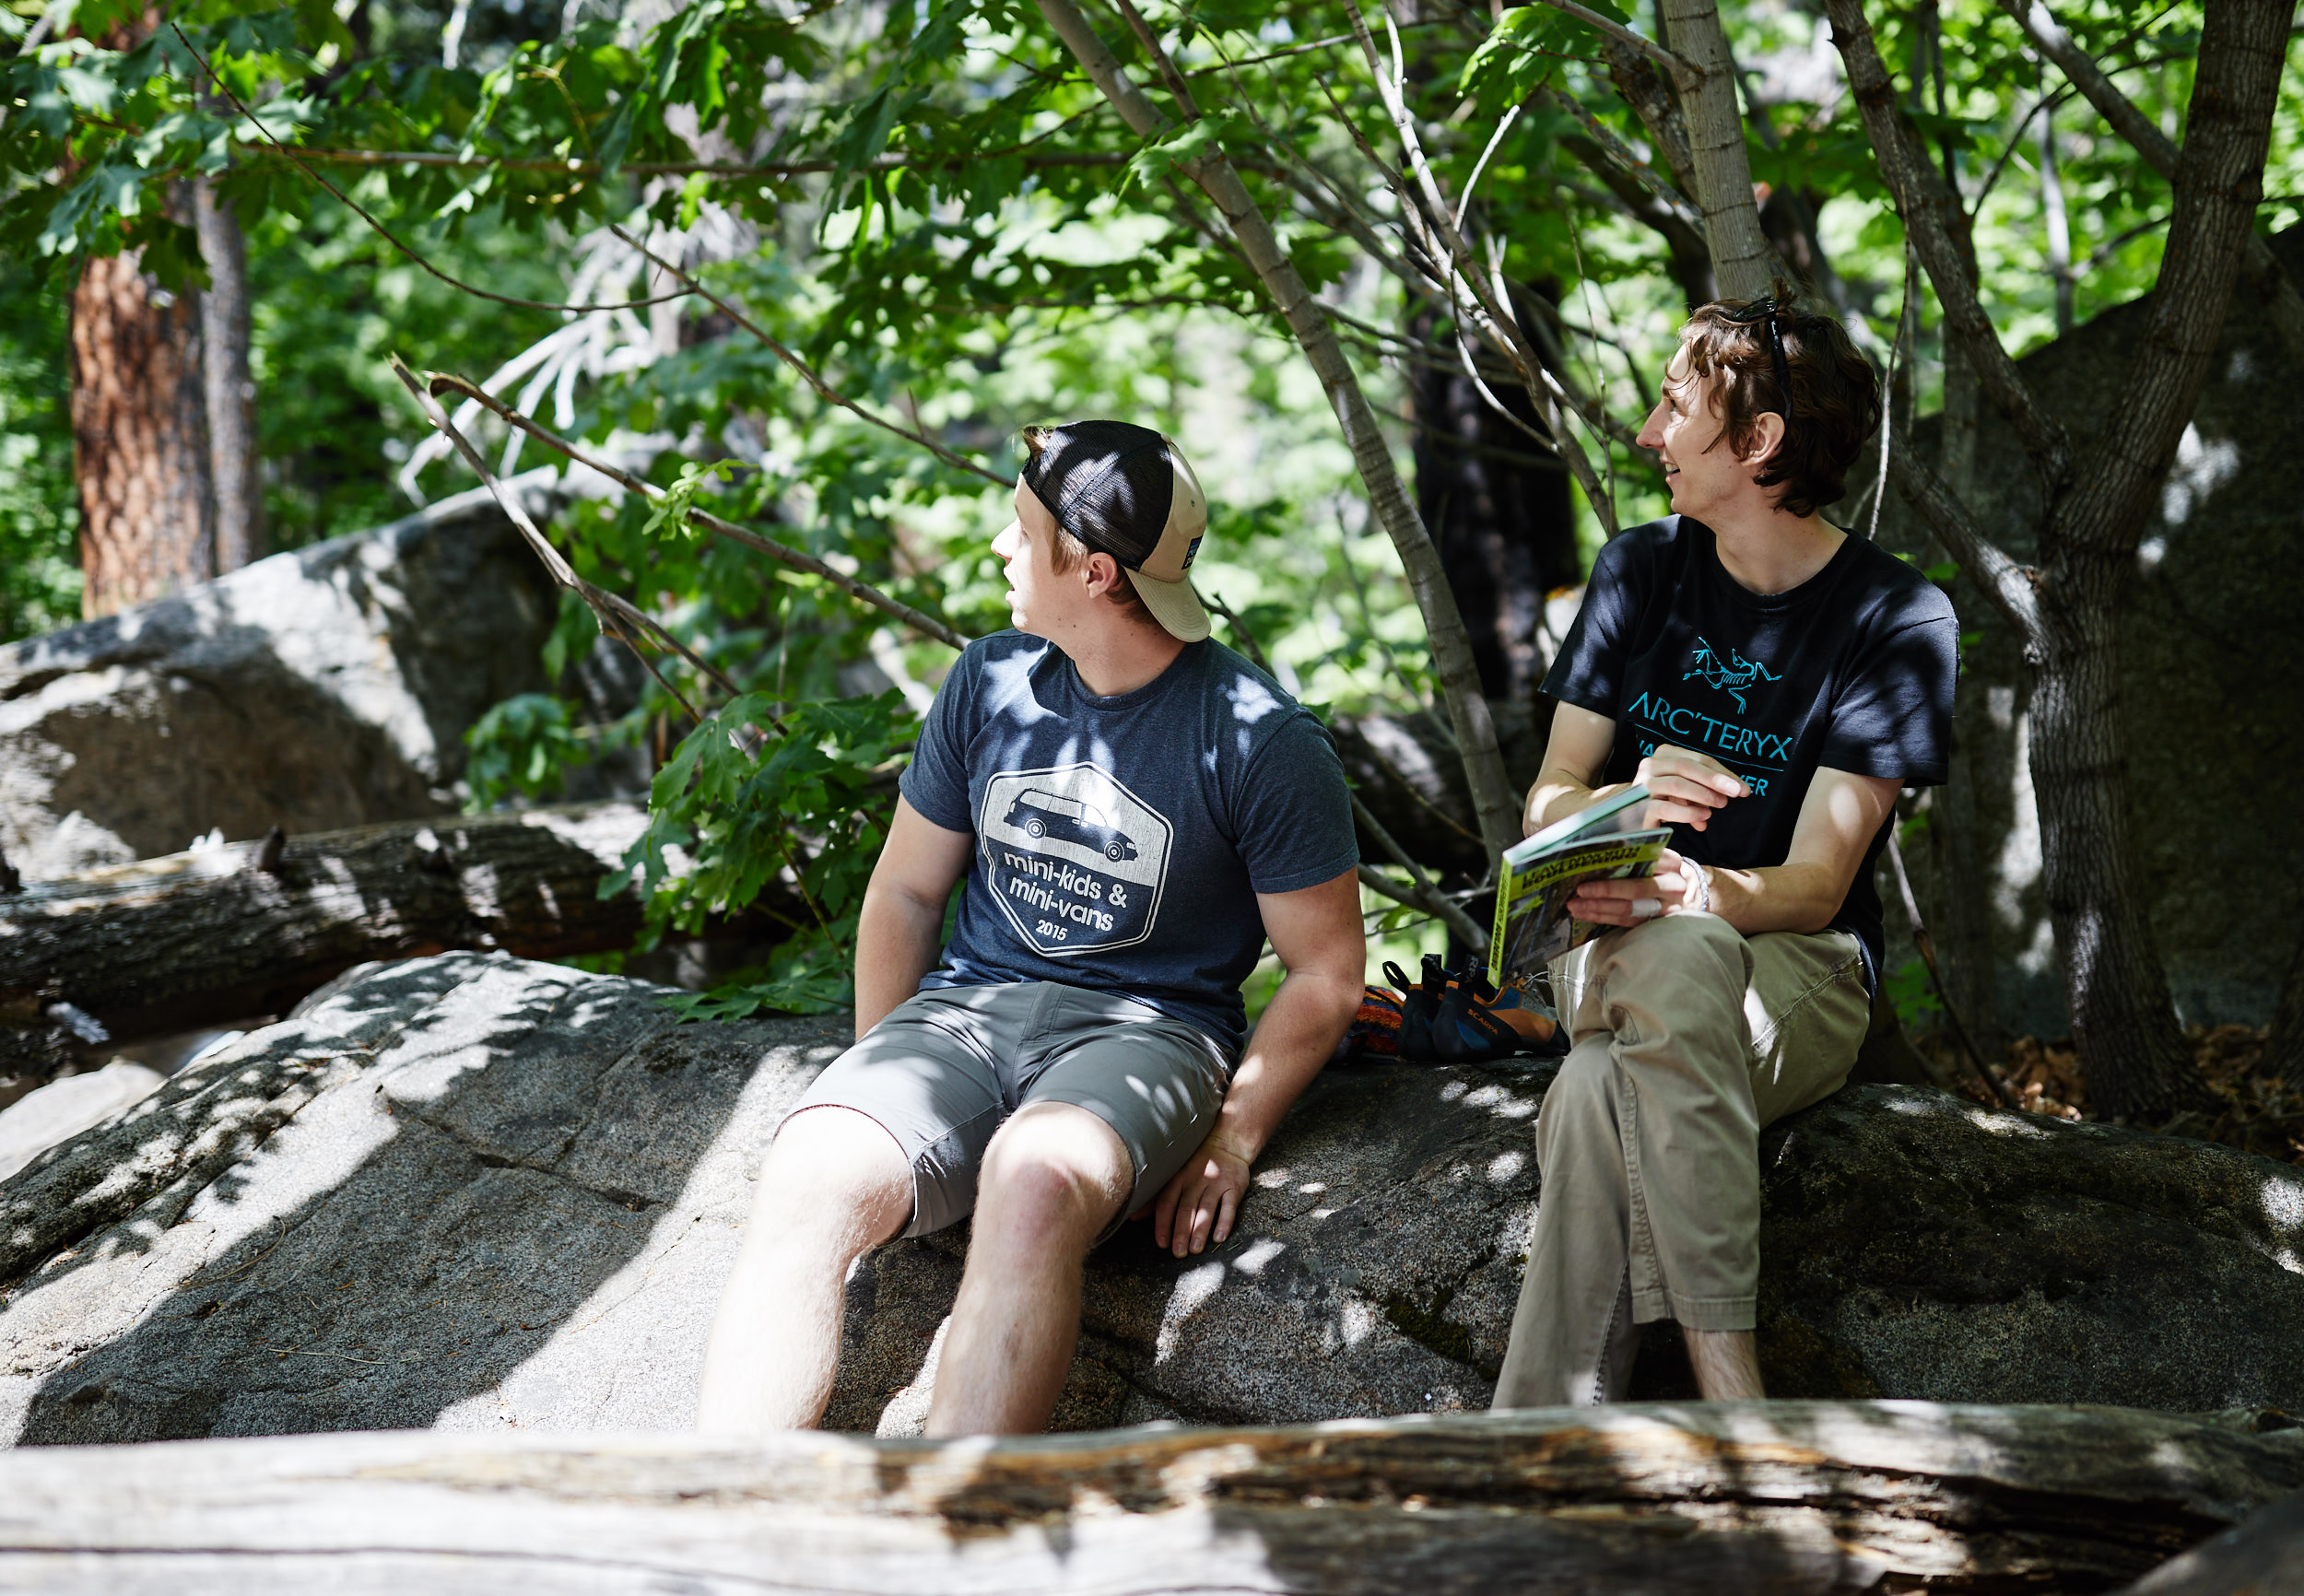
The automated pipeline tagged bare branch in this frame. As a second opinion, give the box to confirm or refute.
[1885,445,2042,644]
[424,373,971,652]
[1537,86,1705,235]
[1531,0,1694,84]
[388,358,724,723]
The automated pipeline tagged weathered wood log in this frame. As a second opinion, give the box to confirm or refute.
[0,804,790,1077]
[0,1404,2297,1593]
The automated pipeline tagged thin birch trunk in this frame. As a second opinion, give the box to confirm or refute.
[1034,0,1522,861]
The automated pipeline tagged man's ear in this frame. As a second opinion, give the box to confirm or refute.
[1745,411,1789,469]
[1084,550,1127,599]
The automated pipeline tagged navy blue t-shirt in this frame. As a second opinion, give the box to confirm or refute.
[900,631,1359,1053]
[1541,516,1957,986]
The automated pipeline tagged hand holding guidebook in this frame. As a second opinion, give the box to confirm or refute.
[1487,788,1673,986]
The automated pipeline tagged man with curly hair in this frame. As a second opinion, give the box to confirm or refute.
[1494,294,1957,1405]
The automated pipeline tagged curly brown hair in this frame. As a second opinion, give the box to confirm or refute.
[1675,291,1880,519]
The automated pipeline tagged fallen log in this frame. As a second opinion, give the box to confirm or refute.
[0,1404,2298,1593]
[0,804,794,1081]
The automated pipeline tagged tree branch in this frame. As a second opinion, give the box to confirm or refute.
[605,226,1006,487]
[423,372,972,652]
[170,25,689,316]
[1532,0,1694,83]
[1033,0,1523,863]
[2050,0,2292,558]
[388,358,723,723]
[2001,0,2304,369]
[1824,0,2072,487]
[1886,444,2042,644]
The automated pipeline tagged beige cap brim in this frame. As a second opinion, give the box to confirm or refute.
[1123,568,1211,643]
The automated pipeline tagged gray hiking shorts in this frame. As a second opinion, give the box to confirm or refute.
[785,981,1234,1240]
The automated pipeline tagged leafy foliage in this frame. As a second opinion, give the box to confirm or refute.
[5,0,2299,1015]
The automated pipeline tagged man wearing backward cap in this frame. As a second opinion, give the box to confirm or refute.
[699,420,1365,1437]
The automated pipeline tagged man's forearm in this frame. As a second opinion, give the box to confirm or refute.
[1524,771,1639,836]
[852,885,946,1039]
[1701,859,1846,937]
[1204,969,1361,1162]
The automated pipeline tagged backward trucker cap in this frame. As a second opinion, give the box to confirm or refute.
[1019,419,1210,643]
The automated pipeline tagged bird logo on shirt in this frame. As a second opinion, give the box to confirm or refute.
[1683,638,1781,713]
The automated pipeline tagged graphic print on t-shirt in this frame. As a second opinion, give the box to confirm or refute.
[1681,636,1780,712]
[1627,636,1793,798]
[978,762,1174,957]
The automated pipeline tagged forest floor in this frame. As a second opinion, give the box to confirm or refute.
[1922,1023,2304,1166]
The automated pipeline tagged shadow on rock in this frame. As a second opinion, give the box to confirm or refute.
[0,953,846,1443]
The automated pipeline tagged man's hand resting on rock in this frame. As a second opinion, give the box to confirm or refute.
[1634,745,1748,832]
[1153,1133,1253,1258]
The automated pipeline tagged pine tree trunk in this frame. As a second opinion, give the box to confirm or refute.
[68,185,217,618]
[194,180,264,572]
[2028,553,2197,1118]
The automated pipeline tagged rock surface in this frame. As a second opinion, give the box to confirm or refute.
[3,954,2302,1447]
[0,1063,165,1184]
[0,476,566,881]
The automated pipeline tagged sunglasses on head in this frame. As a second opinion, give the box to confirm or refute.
[1719,296,1794,417]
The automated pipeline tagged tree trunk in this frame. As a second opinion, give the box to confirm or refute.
[0,1406,2296,1591]
[194,180,264,572]
[69,186,217,618]
[1656,0,1774,301]
[1408,312,1581,710]
[0,803,791,1086]
[2027,558,2195,1116]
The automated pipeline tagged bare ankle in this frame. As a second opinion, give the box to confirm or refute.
[1684,1328,1765,1401]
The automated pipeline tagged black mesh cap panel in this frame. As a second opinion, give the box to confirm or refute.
[1019,419,1174,569]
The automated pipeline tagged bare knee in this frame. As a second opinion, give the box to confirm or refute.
[753,1106,912,1247]
[975,1105,1129,1250]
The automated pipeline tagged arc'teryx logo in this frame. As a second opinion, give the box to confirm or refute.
[1682,636,1781,713]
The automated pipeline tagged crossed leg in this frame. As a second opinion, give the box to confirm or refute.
[698,1100,1133,1438]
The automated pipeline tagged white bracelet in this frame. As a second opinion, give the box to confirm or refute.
[1691,864,1711,915]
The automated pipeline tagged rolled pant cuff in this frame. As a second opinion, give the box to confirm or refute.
[1667,1293,1756,1332]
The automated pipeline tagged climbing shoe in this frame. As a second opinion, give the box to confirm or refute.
[1391,956,1448,1063]
[1433,969,1564,1062]
[1333,982,1406,1062]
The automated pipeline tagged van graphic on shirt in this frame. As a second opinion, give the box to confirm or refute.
[1000,789,1140,863]
[979,763,1173,956]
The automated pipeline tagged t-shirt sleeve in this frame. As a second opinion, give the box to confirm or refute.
[1539,531,1646,716]
[898,648,979,832]
[1231,712,1361,895]
[1819,606,1958,785]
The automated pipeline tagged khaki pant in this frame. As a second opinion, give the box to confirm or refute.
[1492,913,1870,1408]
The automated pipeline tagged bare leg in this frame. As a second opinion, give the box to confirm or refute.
[698,1106,913,1435]
[1685,1328,1765,1400]
[924,1103,1132,1437]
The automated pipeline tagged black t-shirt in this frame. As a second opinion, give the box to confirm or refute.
[1540,515,1957,986]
